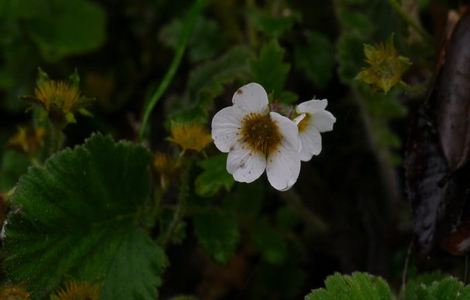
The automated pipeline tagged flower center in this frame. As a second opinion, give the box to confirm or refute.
[297,114,311,133]
[240,113,282,156]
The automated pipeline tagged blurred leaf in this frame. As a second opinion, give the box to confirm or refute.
[276,206,299,230]
[223,182,265,218]
[294,31,335,88]
[250,40,290,99]
[26,0,106,61]
[338,9,374,36]
[159,16,224,63]
[188,45,253,107]
[404,276,470,300]
[0,0,47,19]
[248,9,298,37]
[0,150,30,193]
[4,134,167,299]
[195,154,234,197]
[336,32,364,84]
[193,209,240,263]
[253,220,287,265]
[305,272,393,300]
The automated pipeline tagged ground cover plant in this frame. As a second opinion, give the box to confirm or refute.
[1,0,470,299]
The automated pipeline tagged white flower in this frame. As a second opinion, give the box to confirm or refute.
[293,99,336,161]
[211,82,301,191]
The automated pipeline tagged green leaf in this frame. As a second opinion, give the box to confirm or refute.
[193,209,239,264]
[250,40,290,99]
[305,272,393,300]
[253,220,287,265]
[159,16,224,63]
[0,0,48,19]
[336,32,365,84]
[223,182,265,218]
[195,154,234,197]
[404,274,470,300]
[26,0,106,61]
[188,45,253,106]
[4,134,167,299]
[248,9,298,38]
[294,31,335,88]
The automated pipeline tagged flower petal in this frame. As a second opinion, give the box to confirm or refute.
[211,106,243,152]
[312,110,336,132]
[266,147,301,191]
[232,82,269,114]
[296,99,328,114]
[226,145,266,183]
[269,112,300,152]
[299,125,322,161]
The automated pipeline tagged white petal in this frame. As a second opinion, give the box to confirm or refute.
[293,113,306,126]
[299,125,322,161]
[269,112,300,153]
[312,110,336,132]
[266,147,301,191]
[211,106,243,152]
[232,82,269,114]
[296,99,328,114]
[226,145,266,183]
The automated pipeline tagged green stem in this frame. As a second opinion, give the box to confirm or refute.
[387,0,433,43]
[138,0,205,140]
[281,190,328,233]
[158,159,192,248]
[49,123,64,154]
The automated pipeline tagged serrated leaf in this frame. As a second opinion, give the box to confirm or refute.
[159,16,224,63]
[186,46,253,116]
[248,9,298,37]
[26,0,106,61]
[250,40,290,99]
[195,154,234,197]
[294,31,335,88]
[4,134,167,299]
[404,275,470,300]
[336,32,365,84]
[193,209,239,263]
[305,272,393,300]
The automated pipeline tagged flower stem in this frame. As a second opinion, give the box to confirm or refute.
[138,0,205,141]
[281,190,328,233]
[159,159,192,248]
[387,0,433,43]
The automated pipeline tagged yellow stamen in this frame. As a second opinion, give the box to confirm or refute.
[240,113,282,156]
[297,114,310,133]
[51,281,100,300]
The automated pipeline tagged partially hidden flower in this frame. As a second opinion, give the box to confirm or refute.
[153,151,181,189]
[211,82,301,191]
[356,36,411,93]
[50,281,100,300]
[169,122,212,153]
[0,285,30,300]
[293,99,336,161]
[24,69,92,126]
[7,126,46,155]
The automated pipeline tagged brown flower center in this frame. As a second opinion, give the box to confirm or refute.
[239,113,282,156]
